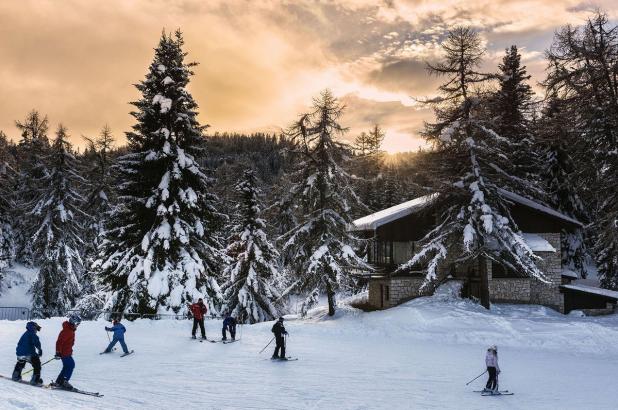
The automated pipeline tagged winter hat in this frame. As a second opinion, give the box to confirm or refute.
[68,314,82,326]
[278,317,284,322]
[26,321,41,331]
[488,345,497,352]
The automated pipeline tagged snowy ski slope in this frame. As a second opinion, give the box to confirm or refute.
[1,291,617,409]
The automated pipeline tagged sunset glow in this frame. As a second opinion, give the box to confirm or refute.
[1,0,617,152]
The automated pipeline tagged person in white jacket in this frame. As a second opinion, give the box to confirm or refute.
[484,345,500,392]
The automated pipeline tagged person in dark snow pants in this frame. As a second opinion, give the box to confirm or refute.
[103,318,130,354]
[271,317,288,359]
[484,345,500,392]
[12,321,43,385]
[54,315,81,389]
[189,298,207,339]
[222,315,237,341]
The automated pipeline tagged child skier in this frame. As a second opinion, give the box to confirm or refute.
[53,314,81,390]
[189,298,208,340]
[271,317,288,360]
[484,345,500,392]
[102,318,130,354]
[222,315,237,341]
[12,321,43,385]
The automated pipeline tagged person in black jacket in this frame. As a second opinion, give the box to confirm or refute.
[271,317,288,360]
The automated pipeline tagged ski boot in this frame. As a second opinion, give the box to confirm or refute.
[11,370,21,382]
[30,374,43,386]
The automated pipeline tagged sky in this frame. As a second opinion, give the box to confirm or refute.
[0,1,617,153]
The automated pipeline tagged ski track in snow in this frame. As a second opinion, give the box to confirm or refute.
[1,297,618,409]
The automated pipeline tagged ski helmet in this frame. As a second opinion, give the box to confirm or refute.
[278,317,284,322]
[488,345,497,352]
[68,314,82,326]
[26,321,41,331]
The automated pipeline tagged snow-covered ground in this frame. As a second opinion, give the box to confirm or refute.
[1,289,618,409]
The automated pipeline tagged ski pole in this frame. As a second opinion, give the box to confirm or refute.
[259,337,275,354]
[21,357,55,376]
[465,370,487,385]
[105,329,118,351]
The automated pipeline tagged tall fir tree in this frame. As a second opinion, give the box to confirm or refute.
[406,27,548,308]
[94,31,225,315]
[280,90,369,316]
[544,12,618,288]
[0,131,16,272]
[537,94,590,278]
[491,45,538,181]
[30,125,85,317]
[222,170,284,323]
[14,110,50,266]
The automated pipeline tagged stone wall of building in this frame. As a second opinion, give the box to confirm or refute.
[529,232,564,312]
[368,277,429,309]
[489,278,531,303]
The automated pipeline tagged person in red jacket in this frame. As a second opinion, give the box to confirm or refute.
[188,298,207,340]
[53,315,81,389]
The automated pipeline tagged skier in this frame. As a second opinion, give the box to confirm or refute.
[11,321,43,385]
[271,317,288,360]
[53,314,81,390]
[189,298,207,340]
[484,345,500,392]
[222,314,237,341]
[102,318,130,354]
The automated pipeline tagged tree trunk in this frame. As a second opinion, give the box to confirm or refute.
[479,257,490,309]
[326,283,336,316]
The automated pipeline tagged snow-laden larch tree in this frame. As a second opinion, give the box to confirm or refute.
[401,27,549,308]
[280,90,369,316]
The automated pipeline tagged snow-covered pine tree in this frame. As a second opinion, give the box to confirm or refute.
[353,124,385,212]
[74,125,117,314]
[404,27,548,308]
[0,131,16,272]
[14,110,50,266]
[544,12,618,288]
[82,125,116,264]
[280,90,369,316]
[94,30,225,315]
[222,169,284,323]
[30,125,85,318]
[537,94,590,278]
[491,45,539,181]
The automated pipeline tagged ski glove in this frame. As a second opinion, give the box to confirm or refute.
[37,349,43,357]
[54,353,61,360]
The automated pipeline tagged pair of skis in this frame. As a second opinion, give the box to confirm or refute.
[269,357,298,361]
[474,389,514,396]
[192,337,238,344]
[100,350,134,357]
[0,375,103,397]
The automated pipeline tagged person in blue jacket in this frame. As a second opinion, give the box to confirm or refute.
[12,321,43,385]
[222,315,237,341]
[102,318,130,354]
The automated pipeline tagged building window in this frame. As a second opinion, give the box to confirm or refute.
[385,285,390,301]
[370,241,393,266]
[491,261,519,278]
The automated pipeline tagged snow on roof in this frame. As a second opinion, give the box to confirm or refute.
[521,233,556,252]
[352,188,582,232]
[561,284,618,300]
[351,194,437,231]
[497,189,583,227]
[561,269,579,279]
